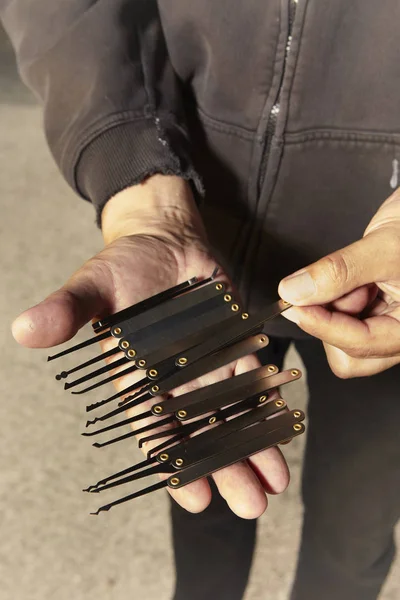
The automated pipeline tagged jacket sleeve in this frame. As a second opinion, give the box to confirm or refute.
[0,0,203,221]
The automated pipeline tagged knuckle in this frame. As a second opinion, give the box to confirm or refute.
[324,254,352,287]
[344,344,368,359]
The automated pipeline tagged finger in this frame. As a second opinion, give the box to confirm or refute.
[12,258,114,348]
[212,460,268,519]
[234,353,289,493]
[165,477,212,513]
[330,284,378,315]
[323,343,400,378]
[278,228,400,306]
[209,353,287,519]
[244,388,290,494]
[248,445,290,494]
[283,304,400,357]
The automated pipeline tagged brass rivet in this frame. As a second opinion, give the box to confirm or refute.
[177,357,187,366]
[151,385,160,393]
[231,303,240,312]
[268,365,276,372]
[293,423,302,432]
[259,395,267,403]
[291,369,299,376]
[241,312,249,319]
[153,405,163,414]
[224,294,232,302]
[216,283,223,291]
[275,400,284,408]
[282,300,291,306]
[113,327,122,335]
[177,410,187,418]
[209,416,217,424]
[260,336,267,343]
[149,369,158,378]
[175,458,184,467]
[159,453,169,461]
[138,359,146,367]
[127,349,136,358]
[170,477,180,486]
[121,340,129,349]
[294,411,301,418]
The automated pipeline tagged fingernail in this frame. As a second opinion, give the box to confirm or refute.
[11,312,36,343]
[279,269,315,303]
[281,307,300,325]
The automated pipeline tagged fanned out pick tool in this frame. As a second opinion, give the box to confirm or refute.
[47,268,306,513]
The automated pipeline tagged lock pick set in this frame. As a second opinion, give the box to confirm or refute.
[47,268,305,514]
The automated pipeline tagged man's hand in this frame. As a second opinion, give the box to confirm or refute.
[12,175,289,518]
[279,189,400,378]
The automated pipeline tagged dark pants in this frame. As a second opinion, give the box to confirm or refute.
[170,338,400,600]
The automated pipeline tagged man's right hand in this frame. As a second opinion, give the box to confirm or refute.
[12,175,290,519]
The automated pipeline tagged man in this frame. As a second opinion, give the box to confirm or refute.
[2,1,400,599]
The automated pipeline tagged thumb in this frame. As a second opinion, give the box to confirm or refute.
[278,228,398,306]
[12,261,113,348]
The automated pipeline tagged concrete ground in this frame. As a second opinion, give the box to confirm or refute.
[0,28,399,600]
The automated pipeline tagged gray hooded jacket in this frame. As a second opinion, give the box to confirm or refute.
[1,0,399,337]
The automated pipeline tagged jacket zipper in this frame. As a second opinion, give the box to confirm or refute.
[258,0,297,194]
[233,0,298,293]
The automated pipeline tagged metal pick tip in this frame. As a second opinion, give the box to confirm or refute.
[86,419,98,427]
[91,506,109,515]
[86,402,103,412]
[92,443,102,448]
[118,398,130,407]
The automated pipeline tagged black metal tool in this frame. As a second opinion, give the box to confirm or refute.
[120,296,239,363]
[172,368,302,421]
[47,329,112,362]
[84,393,285,488]
[55,346,121,381]
[149,366,297,418]
[111,280,227,340]
[81,363,281,445]
[87,366,300,446]
[93,409,303,495]
[49,274,292,424]
[67,296,239,395]
[175,299,290,367]
[91,275,203,333]
[90,410,305,514]
[84,333,271,427]
[86,398,289,493]
[48,270,218,364]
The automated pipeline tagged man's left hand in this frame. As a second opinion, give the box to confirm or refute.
[278,189,400,378]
